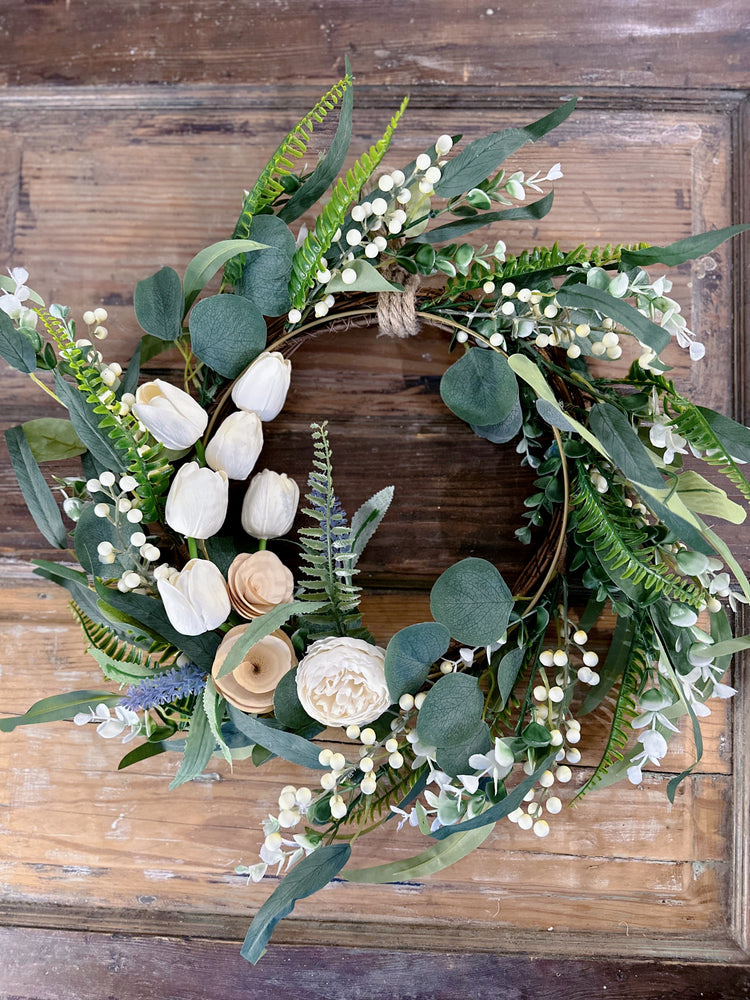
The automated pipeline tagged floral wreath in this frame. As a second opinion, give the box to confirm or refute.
[2,67,749,964]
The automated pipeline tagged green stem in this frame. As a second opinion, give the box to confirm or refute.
[194,438,207,467]
[29,372,62,405]
[257,538,267,551]
[187,536,199,560]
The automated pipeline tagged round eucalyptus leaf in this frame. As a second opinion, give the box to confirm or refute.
[134,266,184,341]
[238,216,296,317]
[416,672,484,748]
[440,347,518,427]
[430,557,513,646]
[435,722,492,777]
[189,293,266,379]
[384,622,451,701]
[273,668,317,732]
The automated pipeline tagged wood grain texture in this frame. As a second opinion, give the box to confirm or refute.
[1,927,749,1000]
[0,0,748,91]
[0,32,748,984]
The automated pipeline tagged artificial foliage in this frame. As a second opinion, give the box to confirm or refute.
[1,69,749,963]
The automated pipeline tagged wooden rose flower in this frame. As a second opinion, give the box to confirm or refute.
[211,625,297,714]
[227,550,294,618]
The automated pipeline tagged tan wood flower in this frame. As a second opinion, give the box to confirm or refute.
[227,550,294,619]
[212,625,297,714]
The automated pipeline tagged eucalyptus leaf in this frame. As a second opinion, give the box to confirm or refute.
[414,192,554,244]
[556,284,670,356]
[384,622,451,701]
[326,259,403,293]
[241,844,351,965]
[416,671,485,747]
[472,395,523,444]
[5,425,67,547]
[434,99,577,199]
[588,402,664,489]
[188,293,266,379]
[168,699,215,789]
[430,557,513,646]
[440,348,517,427]
[0,690,122,732]
[238,215,296,316]
[183,238,268,309]
[227,704,325,771]
[74,501,119,575]
[345,822,494,884]
[436,722,492,777]
[134,266,184,340]
[0,309,36,373]
[495,645,526,709]
[273,667,318,731]
[620,224,750,268]
[215,600,325,679]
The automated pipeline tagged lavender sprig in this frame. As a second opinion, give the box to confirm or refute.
[120,662,206,712]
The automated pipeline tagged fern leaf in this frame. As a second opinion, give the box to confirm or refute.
[288,97,409,312]
[296,422,365,637]
[224,72,353,286]
[39,309,173,523]
[669,402,750,503]
[70,601,174,681]
[571,468,705,608]
[573,617,653,800]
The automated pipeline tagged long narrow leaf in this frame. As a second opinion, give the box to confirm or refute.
[241,844,351,964]
[183,238,268,309]
[214,600,326,678]
[344,823,494,883]
[227,704,324,771]
[168,699,215,789]
[5,425,67,547]
[414,192,554,244]
[0,690,121,732]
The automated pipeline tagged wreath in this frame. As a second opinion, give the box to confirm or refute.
[2,67,749,964]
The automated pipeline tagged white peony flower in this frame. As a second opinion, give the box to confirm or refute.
[157,558,230,635]
[132,379,208,450]
[296,636,390,727]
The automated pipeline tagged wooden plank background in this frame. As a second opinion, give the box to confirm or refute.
[0,3,749,996]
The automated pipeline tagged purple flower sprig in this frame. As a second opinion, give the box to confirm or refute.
[120,661,206,712]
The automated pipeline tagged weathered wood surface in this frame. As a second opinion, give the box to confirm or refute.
[0,0,747,92]
[2,927,750,1000]
[0,7,749,991]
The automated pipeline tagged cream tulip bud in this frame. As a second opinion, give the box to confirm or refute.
[165,462,228,539]
[231,351,291,421]
[241,469,299,540]
[205,410,263,480]
[157,559,230,635]
[132,379,208,450]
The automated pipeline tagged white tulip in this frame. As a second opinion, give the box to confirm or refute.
[165,462,228,539]
[205,410,263,480]
[132,379,208,450]
[157,559,230,635]
[240,469,299,540]
[231,351,291,421]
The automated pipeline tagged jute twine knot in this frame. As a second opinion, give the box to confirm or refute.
[376,269,421,339]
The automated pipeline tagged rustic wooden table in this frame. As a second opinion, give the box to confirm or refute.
[1,3,749,997]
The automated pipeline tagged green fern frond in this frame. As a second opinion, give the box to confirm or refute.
[224,72,353,286]
[345,757,423,828]
[571,467,705,608]
[296,422,364,637]
[70,601,175,684]
[288,97,409,312]
[573,617,653,800]
[40,309,172,523]
[668,402,750,503]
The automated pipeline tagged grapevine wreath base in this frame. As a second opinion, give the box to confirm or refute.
[1,68,750,963]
